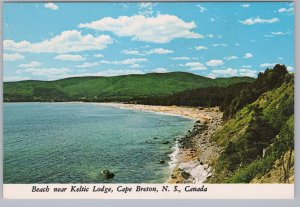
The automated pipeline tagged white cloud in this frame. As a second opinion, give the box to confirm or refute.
[210,68,238,77]
[121,49,141,55]
[195,46,208,50]
[180,62,207,70]
[238,69,257,78]
[4,30,113,53]
[122,48,173,55]
[138,2,156,17]
[207,34,214,38]
[239,17,279,25]
[189,67,207,71]
[55,69,145,79]
[78,14,203,43]
[3,53,25,61]
[242,65,252,68]
[277,6,294,14]
[209,68,258,78]
[259,63,277,68]
[153,68,169,73]
[171,57,195,60]
[241,3,250,8]
[278,57,284,60]
[272,31,287,35]
[206,59,224,67]
[4,76,31,82]
[94,54,104,58]
[224,56,238,60]
[19,67,70,80]
[287,66,294,72]
[100,58,148,65]
[146,48,173,54]
[19,61,42,68]
[44,3,58,10]
[129,64,142,68]
[197,4,207,13]
[210,18,215,22]
[212,43,227,47]
[54,54,86,61]
[243,53,253,59]
[77,62,100,68]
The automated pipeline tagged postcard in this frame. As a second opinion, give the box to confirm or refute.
[2,1,294,199]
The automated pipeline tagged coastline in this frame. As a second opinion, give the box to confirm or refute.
[95,102,223,184]
[5,101,223,183]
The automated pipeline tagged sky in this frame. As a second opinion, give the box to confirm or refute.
[3,2,294,81]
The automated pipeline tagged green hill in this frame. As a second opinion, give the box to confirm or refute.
[207,66,294,183]
[3,72,254,102]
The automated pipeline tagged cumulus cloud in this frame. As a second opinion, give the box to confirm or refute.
[243,53,253,59]
[18,67,70,80]
[122,48,173,55]
[180,62,207,71]
[4,30,113,53]
[224,56,238,60]
[153,68,169,73]
[259,63,278,68]
[129,64,142,68]
[238,69,257,78]
[78,14,203,43]
[197,4,207,13]
[44,3,58,10]
[138,2,156,17]
[241,3,250,8]
[206,59,224,67]
[121,50,141,55]
[210,68,238,77]
[54,54,86,61]
[100,58,148,65]
[239,17,279,25]
[212,43,227,47]
[3,53,25,61]
[146,48,173,54]
[85,69,144,77]
[77,62,100,68]
[19,61,42,68]
[195,46,208,50]
[171,57,198,60]
[4,76,31,82]
[94,54,104,58]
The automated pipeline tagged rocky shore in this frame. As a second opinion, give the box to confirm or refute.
[168,107,223,184]
[95,103,223,184]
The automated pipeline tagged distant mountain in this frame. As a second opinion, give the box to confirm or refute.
[3,72,254,102]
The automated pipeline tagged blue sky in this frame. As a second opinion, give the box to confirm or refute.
[3,2,294,81]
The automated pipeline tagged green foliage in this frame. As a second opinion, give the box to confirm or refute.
[223,64,290,119]
[209,66,294,183]
[3,72,254,102]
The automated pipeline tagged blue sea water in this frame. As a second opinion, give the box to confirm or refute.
[3,103,194,183]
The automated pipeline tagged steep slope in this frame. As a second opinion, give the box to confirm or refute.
[208,72,294,183]
[3,72,253,102]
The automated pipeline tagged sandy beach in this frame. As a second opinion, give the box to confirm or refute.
[97,102,223,184]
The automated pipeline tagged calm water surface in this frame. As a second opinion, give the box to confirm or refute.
[4,103,194,183]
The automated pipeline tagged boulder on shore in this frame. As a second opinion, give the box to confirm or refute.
[101,170,115,179]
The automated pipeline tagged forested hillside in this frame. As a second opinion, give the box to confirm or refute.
[207,64,294,183]
[3,72,253,102]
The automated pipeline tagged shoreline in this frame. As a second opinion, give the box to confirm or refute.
[7,101,222,183]
[94,102,223,184]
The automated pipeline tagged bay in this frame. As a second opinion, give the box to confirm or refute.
[3,103,194,183]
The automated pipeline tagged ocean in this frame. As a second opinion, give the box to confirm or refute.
[3,103,194,183]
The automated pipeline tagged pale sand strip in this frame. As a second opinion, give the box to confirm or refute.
[97,102,218,122]
[94,102,223,184]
